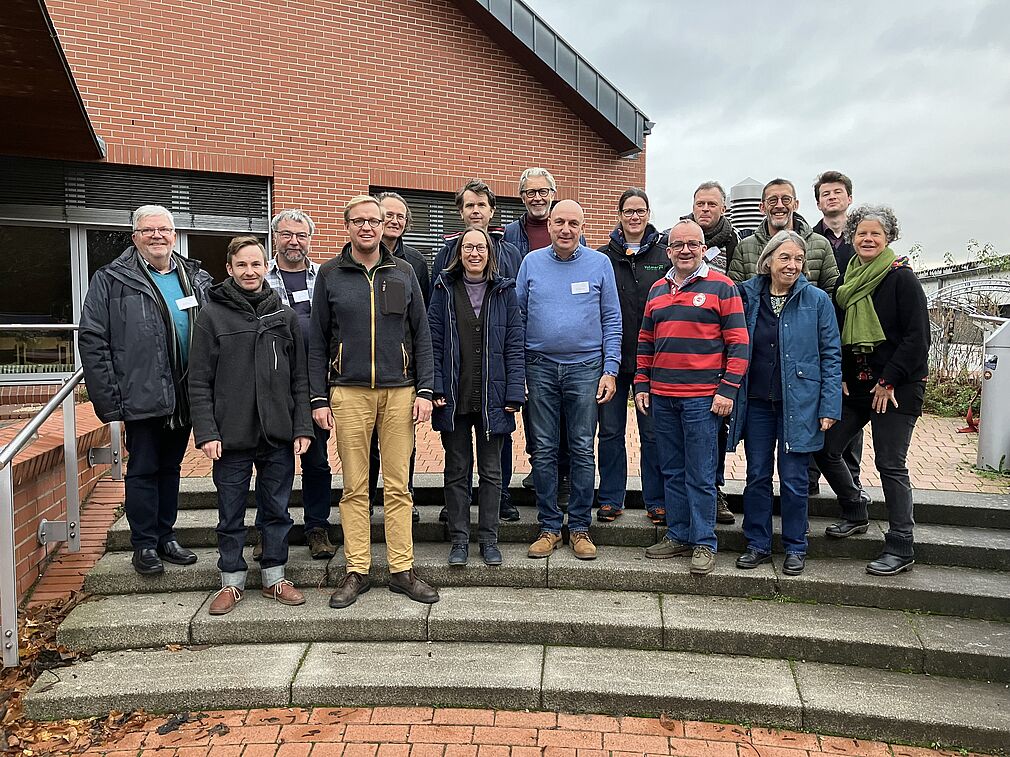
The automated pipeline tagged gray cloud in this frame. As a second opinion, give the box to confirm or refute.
[526,0,1010,264]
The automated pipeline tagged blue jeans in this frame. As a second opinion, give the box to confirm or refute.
[597,371,664,511]
[525,354,601,534]
[652,395,720,550]
[214,443,295,589]
[741,399,809,556]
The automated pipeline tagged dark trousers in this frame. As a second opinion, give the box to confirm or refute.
[214,444,295,575]
[256,422,331,533]
[809,430,864,492]
[300,422,333,529]
[741,399,809,555]
[597,371,664,511]
[814,401,918,557]
[123,417,191,550]
[368,428,416,503]
[441,412,504,545]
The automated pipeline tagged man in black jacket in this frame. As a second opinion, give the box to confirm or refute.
[596,188,669,525]
[810,171,867,502]
[189,237,313,615]
[309,195,439,609]
[80,204,212,576]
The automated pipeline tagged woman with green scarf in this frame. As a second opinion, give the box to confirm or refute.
[813,205,930,576]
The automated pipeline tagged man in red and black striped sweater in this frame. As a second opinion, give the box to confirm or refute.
[634,220,750,575]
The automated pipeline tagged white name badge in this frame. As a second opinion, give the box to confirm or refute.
[175,295,198,310]
[705,246,722,261]
[571,281,590,295]
[292,289,311,303]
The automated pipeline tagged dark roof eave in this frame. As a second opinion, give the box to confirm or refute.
[453,0,651,156]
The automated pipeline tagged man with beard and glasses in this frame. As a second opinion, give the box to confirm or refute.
[262,209,336,560]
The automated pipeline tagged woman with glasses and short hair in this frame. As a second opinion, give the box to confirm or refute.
[429,226,526,566]
[727,231,842,576]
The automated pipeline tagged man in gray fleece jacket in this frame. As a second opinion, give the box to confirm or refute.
[308,194,438,609]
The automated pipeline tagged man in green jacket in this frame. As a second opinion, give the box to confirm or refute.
[727,178,839,293]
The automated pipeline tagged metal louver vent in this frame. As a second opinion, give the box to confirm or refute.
[0,156,269,232]
[371,186,525,266]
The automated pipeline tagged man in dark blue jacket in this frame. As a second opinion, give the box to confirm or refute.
[80,205,213,576]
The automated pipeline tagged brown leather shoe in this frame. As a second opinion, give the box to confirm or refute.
[570,531,597,560]
[208,586,243,615]
[389,569,440,604]
[262,578,305,606]
[306,527,336,560]
[527,531,561,559]
[329,571,371,609]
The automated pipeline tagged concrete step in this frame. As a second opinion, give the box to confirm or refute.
[105,505,1010,571]
[82,543,1010,621]
[55,588,1010,683]
[24,641,1010,752]
[177,474,1010,530]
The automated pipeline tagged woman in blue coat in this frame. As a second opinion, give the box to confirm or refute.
[429,226,526,567]
[727,230,842,575]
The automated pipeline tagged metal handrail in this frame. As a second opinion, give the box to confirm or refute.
[1,322,121,669]
[0,368,84,469]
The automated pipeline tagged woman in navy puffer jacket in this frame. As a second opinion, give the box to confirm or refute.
[727,230,842,576]
[429,226,526,567]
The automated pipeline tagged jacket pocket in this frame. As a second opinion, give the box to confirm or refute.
[795,362,820,382]
[381,279,407,315]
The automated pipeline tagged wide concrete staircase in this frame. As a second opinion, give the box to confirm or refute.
[25,475,1010,752]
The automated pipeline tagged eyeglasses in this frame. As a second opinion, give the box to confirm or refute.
[276,231,310,241]
[461,243,488,253]
[383,213,407,223]
[621,208,649,218]
[520,188,553,199]
[764,195,795,207]
[669,240,704,252]
[347,218,383,229]
[136,227,175,237]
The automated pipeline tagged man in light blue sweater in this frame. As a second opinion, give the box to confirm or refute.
[517,200,622,561]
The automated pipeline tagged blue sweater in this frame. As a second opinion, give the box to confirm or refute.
[516,244,622,375]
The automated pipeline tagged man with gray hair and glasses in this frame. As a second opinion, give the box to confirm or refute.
[80,204,213,575]
[263,209,335,560]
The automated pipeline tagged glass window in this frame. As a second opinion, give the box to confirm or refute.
[0,225,73,372]
[187,233,264,284]
[86,229,134,280]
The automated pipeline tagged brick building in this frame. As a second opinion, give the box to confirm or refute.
[1,0,652,373]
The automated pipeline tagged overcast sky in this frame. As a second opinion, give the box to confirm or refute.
[525,0,1009,266]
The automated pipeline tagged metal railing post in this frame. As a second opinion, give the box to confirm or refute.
[62,388,81,552]
[0,463,18,667]
[110,421,124,481]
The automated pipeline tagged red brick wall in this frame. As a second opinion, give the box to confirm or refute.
[44,0,646,254]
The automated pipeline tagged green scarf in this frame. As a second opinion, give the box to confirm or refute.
[835,247,896,353]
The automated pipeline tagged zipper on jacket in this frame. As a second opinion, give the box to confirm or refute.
[483,296,492,441]
[272,339,278,370]
[401,343,409,378]
[446,281,458,433]
[364,263,395,389]
[337,343,343,375]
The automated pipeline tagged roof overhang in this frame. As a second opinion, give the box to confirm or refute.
[453,0,652,157]
[0,0,105,161]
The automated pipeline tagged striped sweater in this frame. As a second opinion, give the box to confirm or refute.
[635,265,750,400]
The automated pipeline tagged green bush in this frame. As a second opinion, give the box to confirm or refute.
[923,375,981,417]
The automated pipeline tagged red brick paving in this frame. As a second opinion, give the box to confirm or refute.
[176,410,1010,495]
[69,709,997,757]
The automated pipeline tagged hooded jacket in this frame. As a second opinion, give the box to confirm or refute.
[308,244,434,407]
[428,270,526,435]
[79,247,212,424]
[189,279,313,450]
[727,214,840,293]
[727,274,842,454]
[597,223,671,373]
